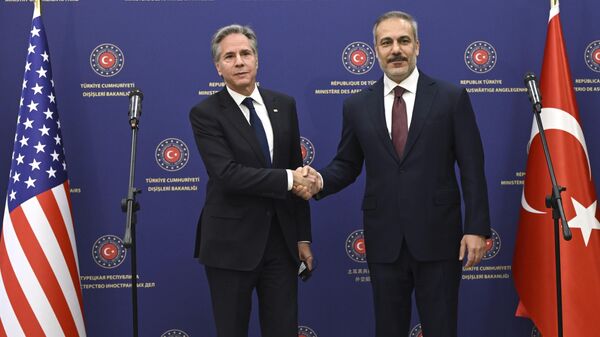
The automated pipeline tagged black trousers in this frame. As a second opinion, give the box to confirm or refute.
[368,242,462,337]
[205,221,298,337]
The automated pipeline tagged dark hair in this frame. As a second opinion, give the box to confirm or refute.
[211,24,258,62]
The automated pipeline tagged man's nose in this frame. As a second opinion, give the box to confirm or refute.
[391,41,402,54]
[234,54,244,66]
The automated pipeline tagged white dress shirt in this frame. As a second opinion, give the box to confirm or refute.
[383,67,420,138]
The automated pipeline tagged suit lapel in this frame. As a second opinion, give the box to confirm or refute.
[217,89,269,167]
[401,73,437,163]
[260,88,283,168]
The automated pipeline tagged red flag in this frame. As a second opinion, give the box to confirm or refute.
[0,3,86,336]
[513,2,600,336]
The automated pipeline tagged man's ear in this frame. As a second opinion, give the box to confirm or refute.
[215,62,222,77]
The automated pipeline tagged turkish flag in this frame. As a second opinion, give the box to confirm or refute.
[513,3,600,337]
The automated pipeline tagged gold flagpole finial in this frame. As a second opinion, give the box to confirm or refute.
[34,0,42,17]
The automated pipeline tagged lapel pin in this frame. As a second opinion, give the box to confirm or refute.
[273,109,278,113]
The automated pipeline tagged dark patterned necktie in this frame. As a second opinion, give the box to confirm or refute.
[391,86,408,157]
[242,97,271,166]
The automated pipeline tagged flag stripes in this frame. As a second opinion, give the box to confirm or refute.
[0,184,86,336]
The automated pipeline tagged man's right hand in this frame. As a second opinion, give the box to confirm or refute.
[292,166,322,200]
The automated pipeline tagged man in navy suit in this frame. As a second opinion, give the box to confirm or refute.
[296,11,491,337]
[189,24,315,337]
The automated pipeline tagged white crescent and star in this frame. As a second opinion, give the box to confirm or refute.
[594,50,600,63]
[166,149,179,160]
[521,107,600,246]
[100,55,113,66]
[352,52,364,64]
[474,51,487,62]
[103,247,115,257]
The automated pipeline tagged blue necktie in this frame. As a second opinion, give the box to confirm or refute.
[242,97,271,167]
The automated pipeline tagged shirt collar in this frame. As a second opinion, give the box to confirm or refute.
[383,66,419,96]
[226,85,265,107]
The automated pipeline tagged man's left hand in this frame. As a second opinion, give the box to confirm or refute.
[298,242,314,270]
[459,234,487,268]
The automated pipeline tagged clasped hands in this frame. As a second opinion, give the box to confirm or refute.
[292,166,321,200]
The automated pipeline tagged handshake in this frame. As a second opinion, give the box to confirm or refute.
[291,166,322,200]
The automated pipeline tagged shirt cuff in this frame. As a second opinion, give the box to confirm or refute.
[315,171,323,191]
[286,169,293,191]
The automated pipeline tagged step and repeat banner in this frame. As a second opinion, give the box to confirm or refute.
[1,0,599,336]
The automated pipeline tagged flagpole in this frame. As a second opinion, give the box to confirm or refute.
[34,0,41,16]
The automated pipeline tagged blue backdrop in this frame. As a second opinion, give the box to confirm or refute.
[1,0,599,336]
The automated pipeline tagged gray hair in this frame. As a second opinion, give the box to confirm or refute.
[211,24,258,63]
[372,11,419,45]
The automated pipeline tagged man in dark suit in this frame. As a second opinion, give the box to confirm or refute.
[189,24,315,337]
[296,11,491,337]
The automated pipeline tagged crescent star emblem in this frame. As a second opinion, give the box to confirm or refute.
[166,149,177,160]
[521,107,591,214]
[594,50,600,63]
[103,247,114,257]
[356,240,364,252]
[352,53,363,63]
[101,55,112,66]
[474,51,486,62]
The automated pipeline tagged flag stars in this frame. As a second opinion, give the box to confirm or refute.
[23,118,34,129]
[25,62,32,71]
[48,92,55,103]
[54,134,61,145]
[36,66,47,78]
[50,150,60,161]
[12,171,20,183]
[30,26,41,37]
[24,176,36,189]
[57,120,61,129]
[27,100,39,112]
[41,51,49,62]
[20,97,24,107]
[27,43,36,55]
[39,125,50,136]
[29,159,41,171]
[9,190,17,201]
[19,135,29,147]
[46,166,57,178]
[22,79,28,89]
[569,198,600,247]
[31,83,44,95]
[15,154,25,165]
[62,161,67,170]
[34,141,46,153]
[43,108,53,119]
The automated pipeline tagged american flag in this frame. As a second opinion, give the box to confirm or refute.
[0,6,86,337]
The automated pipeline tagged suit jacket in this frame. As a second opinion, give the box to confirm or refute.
[189,87,311,271]
[318,72,490,262]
